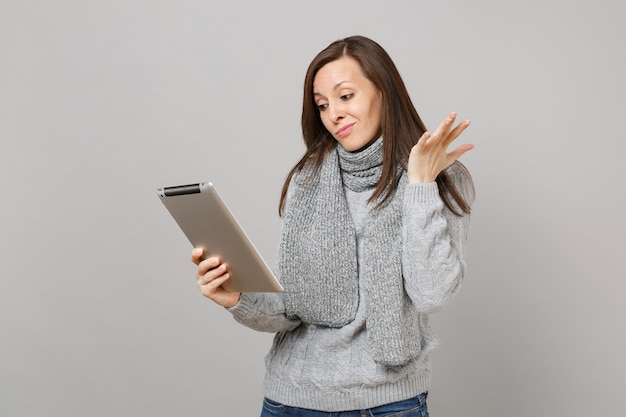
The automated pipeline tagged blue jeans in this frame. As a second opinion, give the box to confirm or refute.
[260,392,429,417]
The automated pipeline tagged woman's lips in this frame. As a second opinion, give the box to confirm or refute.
[336,123,355,138]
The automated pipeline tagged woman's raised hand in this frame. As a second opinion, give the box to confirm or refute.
[408,112,474,183]
[191,248,241,308]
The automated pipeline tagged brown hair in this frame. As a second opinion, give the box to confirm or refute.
[279,35,473,216]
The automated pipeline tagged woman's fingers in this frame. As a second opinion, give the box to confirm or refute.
[198,271,229,294]
[196,261,228,291]
[199,271,230,292]
[196,258,226,283]
[190,247,204,265]
[420,112,472,152]
[425,112,471,149]
[442,118,471,148]
[189,248,240,307]
[427,112,457,146]
[197,266,241,308]
[447,143,475,163]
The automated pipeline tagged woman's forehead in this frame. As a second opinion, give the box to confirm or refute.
[313,57,367,92]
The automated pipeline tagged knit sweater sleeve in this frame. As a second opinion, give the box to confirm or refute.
[401,163,473,313]
[226,292,301,333]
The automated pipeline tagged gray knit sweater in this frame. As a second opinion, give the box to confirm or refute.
[227,163,471,412]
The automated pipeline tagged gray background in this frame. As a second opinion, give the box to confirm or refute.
[2,0,624,416]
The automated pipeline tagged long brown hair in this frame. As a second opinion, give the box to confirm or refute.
[279,35,473,216]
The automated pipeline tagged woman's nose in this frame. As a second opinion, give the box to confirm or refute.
[329,103,345,123]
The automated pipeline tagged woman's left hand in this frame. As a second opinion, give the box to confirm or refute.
[408,112,474,183]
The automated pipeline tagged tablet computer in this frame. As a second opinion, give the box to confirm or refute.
[157,182,283,292]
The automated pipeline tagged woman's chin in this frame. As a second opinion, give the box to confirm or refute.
[338,136,379,153]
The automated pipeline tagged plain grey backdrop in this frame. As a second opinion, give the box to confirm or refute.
[2,0,624,416]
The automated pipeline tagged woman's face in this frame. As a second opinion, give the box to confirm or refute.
[313,57,383,152]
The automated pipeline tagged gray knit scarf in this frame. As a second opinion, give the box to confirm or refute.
[278,138,422,366]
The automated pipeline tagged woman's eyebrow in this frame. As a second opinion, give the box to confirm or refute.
[314,81,351,97]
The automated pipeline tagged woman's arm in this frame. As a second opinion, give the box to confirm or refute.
[402,163,472,312]
[402,112,474,312]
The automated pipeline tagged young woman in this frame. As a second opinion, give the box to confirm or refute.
[192,35,474,416]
